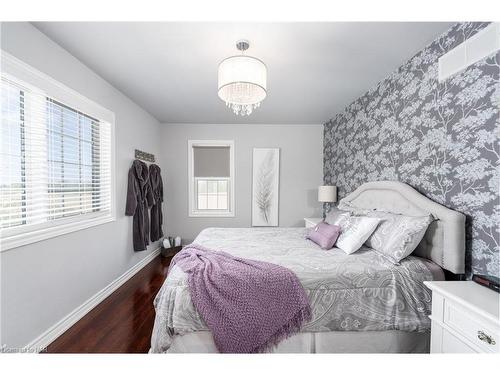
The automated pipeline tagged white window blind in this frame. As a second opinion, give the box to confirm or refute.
[0,55,114,251]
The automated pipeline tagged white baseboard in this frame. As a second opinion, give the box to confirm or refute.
[25,247,161,352]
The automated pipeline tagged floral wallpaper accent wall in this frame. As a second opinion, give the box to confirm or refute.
[324,22,499,277]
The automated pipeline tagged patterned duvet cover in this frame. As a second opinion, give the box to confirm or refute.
[150,227,443,353]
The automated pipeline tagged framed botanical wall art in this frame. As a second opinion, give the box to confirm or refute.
[252,148,280,226]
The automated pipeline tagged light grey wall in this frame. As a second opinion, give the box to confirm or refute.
[160,124,324,243]
[0,22,163,348]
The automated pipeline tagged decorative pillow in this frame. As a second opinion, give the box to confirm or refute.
[364,211,434,263]
[337,200,373,215]
[334,216,382,255]
[324,206,351,226]
[306,222,341,250]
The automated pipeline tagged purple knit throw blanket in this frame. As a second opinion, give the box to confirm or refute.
[170,244,312,353]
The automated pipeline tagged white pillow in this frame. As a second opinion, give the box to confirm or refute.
[333,215,381,255]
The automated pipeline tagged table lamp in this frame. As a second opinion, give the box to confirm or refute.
[318,185,337,218]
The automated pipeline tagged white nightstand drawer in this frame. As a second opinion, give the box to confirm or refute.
[425,281,500,353]
[441,329,477,353]
[444,300,499,353]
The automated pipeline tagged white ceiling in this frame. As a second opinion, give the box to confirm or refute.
[33,22,453,124]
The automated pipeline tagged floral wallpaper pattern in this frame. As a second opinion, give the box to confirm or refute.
[324,22,499,277]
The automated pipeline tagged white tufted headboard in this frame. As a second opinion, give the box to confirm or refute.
[339,181,466,274]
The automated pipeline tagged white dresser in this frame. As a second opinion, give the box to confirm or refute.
[304,217,322,228]
[425,281,500,353]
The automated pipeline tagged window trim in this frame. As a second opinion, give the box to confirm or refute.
[0,51,116,252]
[1,214,115,251]
[188,140,235,217]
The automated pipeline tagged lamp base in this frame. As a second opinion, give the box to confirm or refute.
[322,202,332,219]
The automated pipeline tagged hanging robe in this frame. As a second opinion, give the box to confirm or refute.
[149,164,164,242]
[125,159,154,251]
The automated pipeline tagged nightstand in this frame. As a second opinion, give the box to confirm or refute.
[424,281,500,353]
[304,217,322,229]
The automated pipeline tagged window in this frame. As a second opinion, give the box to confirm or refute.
[188,140,234,217]
[1,52,115,251]
[196,179,229,210]
[46,100,103,220]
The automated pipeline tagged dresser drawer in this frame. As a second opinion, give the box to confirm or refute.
[443,299,499,353]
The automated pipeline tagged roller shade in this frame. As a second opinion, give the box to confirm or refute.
[193,146,230,177]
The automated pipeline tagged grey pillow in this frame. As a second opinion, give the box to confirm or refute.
[364,211,433,263]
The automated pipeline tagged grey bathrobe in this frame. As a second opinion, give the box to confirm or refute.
[149,164,164,242]
[125,160,154,251]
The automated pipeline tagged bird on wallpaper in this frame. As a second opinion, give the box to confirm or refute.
[255,150,276,224]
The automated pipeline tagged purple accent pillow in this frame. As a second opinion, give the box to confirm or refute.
[306,222,341,250]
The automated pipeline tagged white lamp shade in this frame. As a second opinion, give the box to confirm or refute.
[218,55,267,105]
[318,186,337,203]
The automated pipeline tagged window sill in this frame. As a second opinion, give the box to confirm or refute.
[0,215,116,252]
[189,211,235,218]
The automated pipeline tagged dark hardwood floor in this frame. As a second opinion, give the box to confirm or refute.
[46,254,171,353]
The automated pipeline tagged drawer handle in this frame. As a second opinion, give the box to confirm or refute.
[477,331,496,345]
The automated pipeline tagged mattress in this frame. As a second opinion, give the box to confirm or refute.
[150,227,444,353]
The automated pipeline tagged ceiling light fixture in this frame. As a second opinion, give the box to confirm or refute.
[218,40,267,116]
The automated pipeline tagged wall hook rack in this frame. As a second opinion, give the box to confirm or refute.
[135,149,155,163]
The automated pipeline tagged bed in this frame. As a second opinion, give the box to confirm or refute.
[150,181,465,353]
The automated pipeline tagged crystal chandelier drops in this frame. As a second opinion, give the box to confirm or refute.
[226,101,261,116]
[218,40,267,116]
